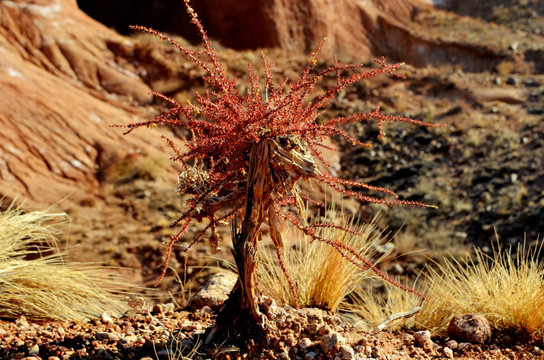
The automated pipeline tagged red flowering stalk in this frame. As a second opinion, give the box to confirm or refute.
[117,0,443,341]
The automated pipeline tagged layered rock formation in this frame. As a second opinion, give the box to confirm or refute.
[0,0,173,207]
[1,0,539,209]
[78,0,532,72]
[77,0,433,62]
[0,0,434,208]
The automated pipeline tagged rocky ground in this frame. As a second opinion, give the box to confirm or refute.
[1,0,543,359]
[1,301,544,359]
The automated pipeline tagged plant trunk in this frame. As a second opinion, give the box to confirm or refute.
[205,140,272,344]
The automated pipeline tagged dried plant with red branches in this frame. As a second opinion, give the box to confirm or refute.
[116,0,443,342]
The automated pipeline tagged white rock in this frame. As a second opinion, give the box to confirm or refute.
[190,272,237,309]
[321,332,344,353]
[414,330,433,352]
[299,337,312,349]
[443,346,454,359]
[339,345,355,359]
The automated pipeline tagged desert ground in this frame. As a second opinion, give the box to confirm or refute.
[0,0,543,359]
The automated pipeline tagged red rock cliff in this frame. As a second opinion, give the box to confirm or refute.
[77,0,432,62]
[0,0,172,208]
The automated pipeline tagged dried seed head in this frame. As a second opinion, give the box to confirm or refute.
[177,165,210,196]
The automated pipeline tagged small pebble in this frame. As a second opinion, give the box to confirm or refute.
[339,345,354,359]
[445,339,458,349]
[156,349,172,357]
[443,347,454,359]
[414,331,432,348]
[318,324,331,336]
[299,337,312,349]
[120,334,138,344]
[162,303,176,314]
[391,263,404,275]
[28,344,40,356]
[414,330,436,354]
[321,332,344,353]
[371,348,382,358]
[151,304,164,316]
[56,326,65,337]
[95,332,119,341]
[278,350,290,359]
[17,316,29,328]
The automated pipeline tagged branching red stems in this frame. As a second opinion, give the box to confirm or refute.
[116,0,444,296]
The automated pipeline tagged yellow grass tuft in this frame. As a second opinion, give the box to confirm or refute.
[417,241,544,335]
[340,281,424,332]
[257,207,387,312]
[0,203,129,321]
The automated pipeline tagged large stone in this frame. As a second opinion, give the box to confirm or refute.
[447,314,492,345]
[190,272,237,310]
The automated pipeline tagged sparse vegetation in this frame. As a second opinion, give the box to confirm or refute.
[0,203,128,321]
[105,153,171,183]
[338,238,544,338]
[257,208,388,311]
[340,281,423,332]
[162,335,202,360]
[117,0,442,341]
[416,241,544,335]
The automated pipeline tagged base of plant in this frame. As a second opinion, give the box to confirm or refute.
[204,280,266,345]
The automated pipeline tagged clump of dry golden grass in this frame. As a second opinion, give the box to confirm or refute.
[256,207,388,312]
[106,153,170,183]
[416,241,544,335]
[340,238,544,336]
[340,281,424,332]
[0,203,128,321]
[340,238,544,335]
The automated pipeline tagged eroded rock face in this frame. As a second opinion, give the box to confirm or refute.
[77,0,527,72]
[263,0,433,61]
[77,0,432,62]
[0,0,152,102]
[0,0,174,208]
